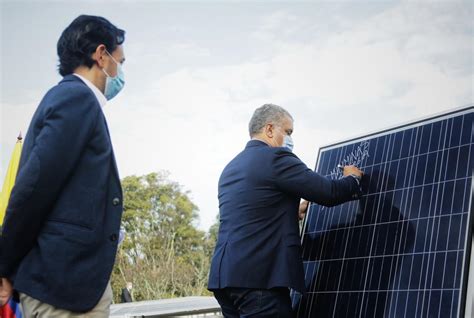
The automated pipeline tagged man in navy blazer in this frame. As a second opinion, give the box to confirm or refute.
[0,15,126,316]
[208,104,363,317]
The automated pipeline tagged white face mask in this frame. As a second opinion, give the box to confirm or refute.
[283,135,294,152]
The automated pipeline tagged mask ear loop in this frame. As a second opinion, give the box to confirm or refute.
[105,49,121,66]
[102,50,120,78]
[102,68,112,78]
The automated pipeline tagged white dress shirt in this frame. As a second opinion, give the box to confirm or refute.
[73,73,107,108]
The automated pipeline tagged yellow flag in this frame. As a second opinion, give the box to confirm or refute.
[0,134,23,225]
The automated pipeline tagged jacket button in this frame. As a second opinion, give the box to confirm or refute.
[112,198,121,206]
[110,234,118,241]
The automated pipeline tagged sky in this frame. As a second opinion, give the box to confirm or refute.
[0,0,472,231]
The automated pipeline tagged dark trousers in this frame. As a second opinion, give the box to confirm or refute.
[213,287,294,318]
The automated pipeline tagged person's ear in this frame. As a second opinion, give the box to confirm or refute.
[92,44,108,68]
[264,124,274,138]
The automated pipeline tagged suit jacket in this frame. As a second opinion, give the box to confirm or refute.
[0,75,123,312]
[208,140,360,293]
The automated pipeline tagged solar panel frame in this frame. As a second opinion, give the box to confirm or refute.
[294,105,474,318]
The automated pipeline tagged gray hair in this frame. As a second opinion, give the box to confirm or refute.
[248,104,293,137]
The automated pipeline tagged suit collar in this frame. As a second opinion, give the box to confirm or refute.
[60,74,107,108]
[60,74,84,84]
[246,139,271,148]
[60,74,120,186]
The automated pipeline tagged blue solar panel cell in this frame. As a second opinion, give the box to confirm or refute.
[292,107,473,317]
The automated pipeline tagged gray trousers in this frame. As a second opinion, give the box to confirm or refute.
[20,282,113,318]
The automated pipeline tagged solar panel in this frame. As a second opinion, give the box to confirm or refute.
[292,106,474,318]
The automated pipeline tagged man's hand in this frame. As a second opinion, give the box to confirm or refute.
[343,165,364,179]
[0,278,13,306]
[299,200,309,220]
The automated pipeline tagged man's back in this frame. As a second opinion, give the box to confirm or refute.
[208,104,364,316]
[209,139,360,293]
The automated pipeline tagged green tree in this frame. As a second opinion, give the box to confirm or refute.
[111,172,217,302]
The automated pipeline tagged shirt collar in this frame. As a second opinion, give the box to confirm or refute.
[73,73,107,108]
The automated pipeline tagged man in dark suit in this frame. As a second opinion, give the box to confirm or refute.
[208,104,364,317]
[120,282,133,303]
[0,15,126,317]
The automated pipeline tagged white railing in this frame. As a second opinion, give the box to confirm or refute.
[109,296,222,318]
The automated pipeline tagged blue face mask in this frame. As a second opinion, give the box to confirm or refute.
[102,51,125,100]
[283,135,294,152]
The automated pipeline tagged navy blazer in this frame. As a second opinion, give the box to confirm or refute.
[208,140,360,293]
[0,75,123,312]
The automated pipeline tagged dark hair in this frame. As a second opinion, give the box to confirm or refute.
[57,15,125,76]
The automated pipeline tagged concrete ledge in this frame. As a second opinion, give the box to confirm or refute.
[110,296,221,318]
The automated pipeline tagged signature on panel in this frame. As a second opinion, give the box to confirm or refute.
[329,140,370,180]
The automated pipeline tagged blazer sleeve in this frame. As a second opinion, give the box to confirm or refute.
[272,148,361,207]
[0,85,100,277]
